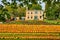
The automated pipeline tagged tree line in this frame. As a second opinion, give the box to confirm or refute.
[0,0,60,22]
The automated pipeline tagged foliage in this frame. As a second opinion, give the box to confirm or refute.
[0,0,60,22]
[17,7,26,19]
[42,0,60,20]
[44,19,60,25]
[0,0,42,22]
[5,20,53,25]
[0,4,11,22]
[46,3,60,20]
[0,14,6,22]
[30,4,42,10]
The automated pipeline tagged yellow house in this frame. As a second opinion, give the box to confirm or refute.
[25,10,44,21]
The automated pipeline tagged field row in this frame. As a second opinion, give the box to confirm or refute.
[0,33,60,37]
[0,24,60,32]
[0,33,60,39]
[0,38,59,40]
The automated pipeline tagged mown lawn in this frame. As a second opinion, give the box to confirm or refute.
[4,20,52,25]
[4,20,60,25]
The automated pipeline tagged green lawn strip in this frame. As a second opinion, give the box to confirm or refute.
[4,20,60,25]
[0,32,60,37]
[0,38,56,40]
[4,20,51,25]
[44,19,60,25]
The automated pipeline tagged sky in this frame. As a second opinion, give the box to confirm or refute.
[41,2,45,10]
[0,0,2,4]
[0,0,45,10]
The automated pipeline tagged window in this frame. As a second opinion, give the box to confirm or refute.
[40,16,42,19]
[40,11,41,14]
[35,11,38,14]
[34,16,38,20]
[28,16,29,19]
[28,12,32,14]
[28,12,29,14]
[31,12,32,14]
[43,15,44,16]
[31,16,33,19]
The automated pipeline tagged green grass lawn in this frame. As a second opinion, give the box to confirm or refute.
[44,19,60,25]
[4,20,52,25]
[3,19,60,25]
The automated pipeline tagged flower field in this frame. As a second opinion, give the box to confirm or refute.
[0,24,60,33]
[0,24,60,39]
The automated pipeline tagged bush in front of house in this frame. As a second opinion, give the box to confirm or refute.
[44,19,60,25]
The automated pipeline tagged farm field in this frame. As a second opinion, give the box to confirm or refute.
[0,33,60,40]
[0,24,60,32]
[0,32,60,37]
[0,24,60,40]
[0,38,59,40]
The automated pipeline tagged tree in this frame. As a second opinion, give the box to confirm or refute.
[42,0,60,20]
[2,0,7,5]
[46,7,56,20]
[17,7,26,19]
[30,4,42,10]
[0,4,6,22]
[10,0,18,17]
[0,5,11,22]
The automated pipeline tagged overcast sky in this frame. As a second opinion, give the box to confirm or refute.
[0,0,45,10]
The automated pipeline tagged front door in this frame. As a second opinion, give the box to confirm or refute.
[34,16,38,20]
